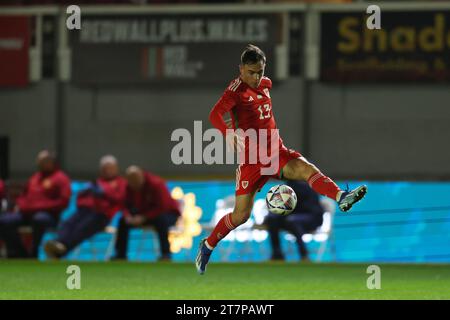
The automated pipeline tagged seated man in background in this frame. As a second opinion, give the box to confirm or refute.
[0,179,4,209]
[44,155,126,259]
[0,150,71,258]
[265,180,324,262]
[114,166,181,261]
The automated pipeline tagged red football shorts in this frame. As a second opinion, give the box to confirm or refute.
[235,145,302,196]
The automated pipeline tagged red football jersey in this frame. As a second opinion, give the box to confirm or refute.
[209,76,283,164]
[210,76,276,133]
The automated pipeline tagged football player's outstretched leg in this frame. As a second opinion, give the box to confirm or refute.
[196,190,257,275]
[281,157,367,213]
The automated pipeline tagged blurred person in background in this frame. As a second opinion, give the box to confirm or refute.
[0,150,71,258]
[44,155,127,259]
[113,165,181,261]
[265,180,324,262]
[0,179,5,205]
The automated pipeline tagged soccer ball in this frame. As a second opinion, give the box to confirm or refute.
[265,184,297,215]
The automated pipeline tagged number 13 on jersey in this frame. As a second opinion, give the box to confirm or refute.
[258,104,271,120]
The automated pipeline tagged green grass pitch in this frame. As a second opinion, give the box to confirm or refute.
[0,261,449,299]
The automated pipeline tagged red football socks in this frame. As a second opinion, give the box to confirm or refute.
[206,213,236,248]
[307,172,342,201]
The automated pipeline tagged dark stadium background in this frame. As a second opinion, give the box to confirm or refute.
[0,0,449,300]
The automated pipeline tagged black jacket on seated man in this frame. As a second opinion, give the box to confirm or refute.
[264,180,324,261]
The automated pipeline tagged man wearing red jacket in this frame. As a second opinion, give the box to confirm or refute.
[44,155,126,259]
[0,179,6,214]
[0,150,71,258]
[114,166,180,261]
[0,179,5,204]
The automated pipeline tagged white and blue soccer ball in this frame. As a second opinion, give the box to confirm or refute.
[265,184,298,215]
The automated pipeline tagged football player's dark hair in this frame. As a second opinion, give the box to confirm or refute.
[240,44,266,65]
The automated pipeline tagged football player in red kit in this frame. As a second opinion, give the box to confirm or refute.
[196,44,367,274]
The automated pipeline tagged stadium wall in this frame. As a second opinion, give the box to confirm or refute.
[309,82,450,180]
[1,79,449,179]
[0,80,57,177]
[0,78,305,178]
[2,3,450,180]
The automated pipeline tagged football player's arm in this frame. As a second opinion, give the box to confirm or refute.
[209,91,237,136]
